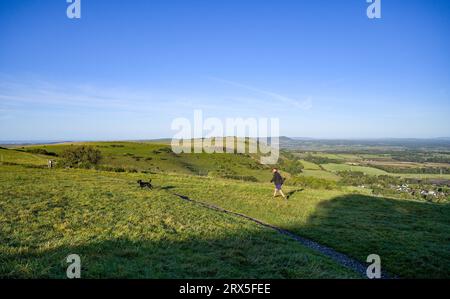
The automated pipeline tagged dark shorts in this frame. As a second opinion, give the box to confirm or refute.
[275,184,283,190]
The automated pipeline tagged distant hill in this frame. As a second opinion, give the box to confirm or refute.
[279,137,450,151]
[12,141,284,182]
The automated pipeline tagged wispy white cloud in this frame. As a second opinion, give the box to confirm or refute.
[0,79,178,114]
[209,77,313,110]
[0,76,311,119]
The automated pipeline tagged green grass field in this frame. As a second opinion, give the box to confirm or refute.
[161,175,450,278]
[321,162,450,180]
[1,144,450,278]
[0,164,357,278]
[321,163,389,176]
[299,159,322,170]
[299,169,341,181]
[0,148,48,166]
[298,152,362,162]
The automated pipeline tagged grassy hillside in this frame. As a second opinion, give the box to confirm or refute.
[0,148,48,166]
[2,143,449,278]
[0,164,357,278]
[13,142,450,181]
[19,142,274,182]
[161,175,450,278]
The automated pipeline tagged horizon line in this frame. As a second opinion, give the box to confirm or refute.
[1,136,450,145]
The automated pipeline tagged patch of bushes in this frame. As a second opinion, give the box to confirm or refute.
[287,176,338,190]
[0,161,19,166]
[141,170,157,174]
[207,169,258,182]
[303,154,340,165]
[273,151,305,175]
[369,164,450,174]
[282,160,304,175]
[338,171,401,187]
[25,148,58,156]
[223,174,258,182]
[152,147,173,154]
[0,161,46,169]
[391,151,450,164]
[23,164,47,169]
[95,165,126,172]
[60,145,102,168]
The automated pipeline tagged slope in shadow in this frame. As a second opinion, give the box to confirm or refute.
[297,194,450,278]
[1,230,359,279]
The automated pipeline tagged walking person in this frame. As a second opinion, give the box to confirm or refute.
[270,168,286,199]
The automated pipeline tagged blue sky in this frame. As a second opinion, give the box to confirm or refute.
[0,0,449,140]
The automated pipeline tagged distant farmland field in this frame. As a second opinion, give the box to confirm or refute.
[321,162,450,180]
[299,169,341,181]
[321,163,389,176]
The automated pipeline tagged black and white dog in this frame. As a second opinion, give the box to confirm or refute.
[137,179,153,189]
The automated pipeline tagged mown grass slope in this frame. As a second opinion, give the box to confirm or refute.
[0,164,358,278]
[162,175,450,278]
[3,143,450,278]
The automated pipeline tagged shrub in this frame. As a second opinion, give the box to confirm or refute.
[25,148,58,156]
[287,176,338,190]
[338,171,402,187]
[303,154,340,165]
[60,145,102,168]
[282,160,304,175]
[223,174,258,182]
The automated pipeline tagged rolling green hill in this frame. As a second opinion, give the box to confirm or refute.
[18,141,275,182]
[0,148,48,166]
[1,146,450,278]
[0,163,356,279]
